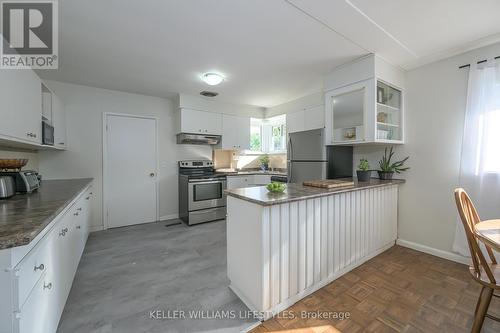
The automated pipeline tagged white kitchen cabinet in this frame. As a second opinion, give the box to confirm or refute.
[227,174,273,189]
[178,108,222,135]
[303,105,324,131]
[227,175,252,189]
[286,105,324,134]
[1,184,93,333]
[0,68,42,144]
[252,175,272,185]
[324,54,405,145]
[52,94,67,149]
[221,114,250,150]
[286,111,304,134]
[18,269,58,333]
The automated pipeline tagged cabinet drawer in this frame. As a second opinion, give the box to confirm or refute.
[252,175,271,185]
[14,233,53,308]
[17,270,58,333]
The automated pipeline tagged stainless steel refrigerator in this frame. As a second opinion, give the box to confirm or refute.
[287,129,327,183]
[287,129,353,183]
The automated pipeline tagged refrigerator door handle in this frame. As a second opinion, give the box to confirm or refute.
[288,135,293,161]
[288,161,293,183]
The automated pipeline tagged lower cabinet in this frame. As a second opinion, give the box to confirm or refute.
[226,175,272,189]
[9,185,94,333]
[227,176,252,189]
[18,270,58,333]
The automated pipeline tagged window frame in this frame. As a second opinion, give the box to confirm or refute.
[249,115,287,154]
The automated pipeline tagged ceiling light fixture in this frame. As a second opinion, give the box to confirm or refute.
[202,73,224,86]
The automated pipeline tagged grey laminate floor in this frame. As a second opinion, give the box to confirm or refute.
[57,220,259,333]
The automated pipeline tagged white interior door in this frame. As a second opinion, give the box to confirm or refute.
[105,114,157,228]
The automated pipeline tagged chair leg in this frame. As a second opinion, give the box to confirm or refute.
[472,287,494,333]
[474,289,483,316]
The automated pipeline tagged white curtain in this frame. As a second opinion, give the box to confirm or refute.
[453,59,500,256]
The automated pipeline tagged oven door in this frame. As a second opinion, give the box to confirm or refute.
[188,178,227,211]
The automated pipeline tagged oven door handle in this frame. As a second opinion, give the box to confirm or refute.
[189,179,226,185]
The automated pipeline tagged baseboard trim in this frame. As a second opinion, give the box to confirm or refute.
[396,238,471,265]
[89,225,104,233]
[159,213,179,221]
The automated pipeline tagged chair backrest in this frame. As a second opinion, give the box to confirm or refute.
[454,188,497,284]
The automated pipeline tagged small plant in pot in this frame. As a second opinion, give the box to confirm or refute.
[259,154,270,171]
[378,147,409,180]
[356,158,371,182]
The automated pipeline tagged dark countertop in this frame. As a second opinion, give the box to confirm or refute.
[0,178,93,250]
[225,178,405,206]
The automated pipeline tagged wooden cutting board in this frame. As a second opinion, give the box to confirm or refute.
[303,179,355,189]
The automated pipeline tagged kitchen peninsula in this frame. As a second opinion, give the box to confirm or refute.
[226,179,404,318]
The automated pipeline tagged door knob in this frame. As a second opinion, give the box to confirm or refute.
[150,172,155,177]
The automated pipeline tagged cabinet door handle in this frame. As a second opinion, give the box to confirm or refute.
[59,227,68,236]
[74,212,79,216]
[58,142,65,145]
[43,282,52,290]
[77,207,82,211]
[76,225,81,229]
[34,263,45,272]
[86,196,90,200]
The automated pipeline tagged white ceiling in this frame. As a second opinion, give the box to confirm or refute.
[39,0,500,108]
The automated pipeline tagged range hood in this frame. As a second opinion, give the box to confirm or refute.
[176,133,221,145]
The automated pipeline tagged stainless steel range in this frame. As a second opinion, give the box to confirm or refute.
[178,160,227,225]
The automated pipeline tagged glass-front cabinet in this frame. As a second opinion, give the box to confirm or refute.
[328,79,373,144]
[324,55,405,145]
[376,80,402,142]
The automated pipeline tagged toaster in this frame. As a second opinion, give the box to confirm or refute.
[0,170,40,193]
[0,176,15,199]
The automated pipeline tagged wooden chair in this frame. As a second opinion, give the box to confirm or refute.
[454,188,500,332]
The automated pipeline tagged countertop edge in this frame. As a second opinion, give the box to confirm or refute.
[0,178,94,250]
[226,179,405,206]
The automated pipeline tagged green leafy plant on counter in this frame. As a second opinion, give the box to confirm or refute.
[259,154,270,170]
[377,147,409,180]
[358,158,370,171]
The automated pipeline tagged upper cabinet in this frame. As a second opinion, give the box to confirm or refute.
[42,83,67,149]
[0,67,67,150]
[0,68,42,144]
[221,114,250,150]
[324,54,405,145]
[52,94,67,149]
[286,105,325,134]
[177,108,222,135]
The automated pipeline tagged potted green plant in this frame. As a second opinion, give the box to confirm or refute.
[378,147,409,180]
[259,154,270,171]
[356,158,371,182]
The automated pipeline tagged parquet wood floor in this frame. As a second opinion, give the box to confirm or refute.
[250,245,500,333]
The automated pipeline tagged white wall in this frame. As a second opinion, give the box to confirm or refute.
[354,41,500,256]
[38,81,212,230]
[0,149,38,171]
[265,92,323,118]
